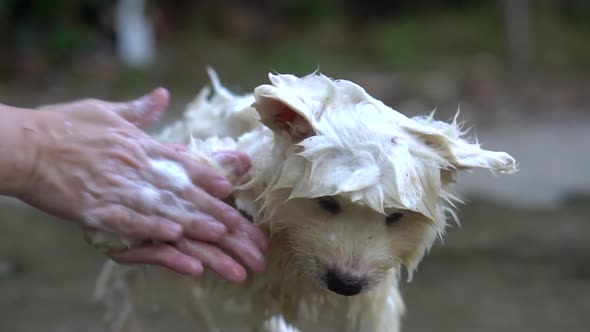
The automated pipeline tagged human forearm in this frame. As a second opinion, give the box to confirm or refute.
[0,104,41,197]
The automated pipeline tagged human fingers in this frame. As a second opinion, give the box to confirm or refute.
[155,147,251,199]
[102,185,230,243]
[154,202,229,242]
[111,87,170,128]
[182,186,248,231]
[145,149,232,199]
[235,219,270,253]
[99,157,235,241]
[36,88,169,129]
[176,239,247,283]
[108,243,204,277]
[211,150,252,179]
[218,230,267,274]
[143,152,257,235]
[83,205,183,241]
[164,143,189,153]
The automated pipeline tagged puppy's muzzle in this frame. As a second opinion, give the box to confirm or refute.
[324,269,367,296]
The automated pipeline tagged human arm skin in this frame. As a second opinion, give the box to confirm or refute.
[0,104,42,196]
[0,90,267,283]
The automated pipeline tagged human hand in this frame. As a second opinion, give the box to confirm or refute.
[16,88,268,282]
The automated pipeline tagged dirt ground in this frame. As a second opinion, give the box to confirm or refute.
[1,194,589,332]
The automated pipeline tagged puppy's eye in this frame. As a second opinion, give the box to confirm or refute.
[317,196,341,214]
[385,212,404,226]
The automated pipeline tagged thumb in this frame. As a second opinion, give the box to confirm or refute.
[211,151,252,182]
[114,87,170,128]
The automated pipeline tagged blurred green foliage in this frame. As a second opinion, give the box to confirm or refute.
[0,0,106,63]
[48,24,89,61]
[366,5,505,70]
[1,0,590,82]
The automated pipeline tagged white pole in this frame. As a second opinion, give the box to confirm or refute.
[115,0,156,68]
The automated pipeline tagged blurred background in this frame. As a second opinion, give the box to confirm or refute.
[0,0,589,331]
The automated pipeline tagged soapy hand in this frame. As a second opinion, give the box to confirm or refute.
[15,88,268,283]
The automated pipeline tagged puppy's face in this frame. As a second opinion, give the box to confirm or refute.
[272,195,434,296]
[248,72,515,296]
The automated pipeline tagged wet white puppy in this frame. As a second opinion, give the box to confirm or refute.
[94,69,517,332]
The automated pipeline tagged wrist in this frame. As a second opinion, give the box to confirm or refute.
[0,106,45,197]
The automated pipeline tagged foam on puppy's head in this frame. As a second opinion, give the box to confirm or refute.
[253,72,516,238]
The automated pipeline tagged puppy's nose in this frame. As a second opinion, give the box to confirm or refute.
[325,269,367,296]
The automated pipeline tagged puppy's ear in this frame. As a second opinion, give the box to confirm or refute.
[254,97,314,140]
[405,115,517,184]
[253,74,317,141]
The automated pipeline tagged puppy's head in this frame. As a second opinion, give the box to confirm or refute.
[250,73,516,296]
